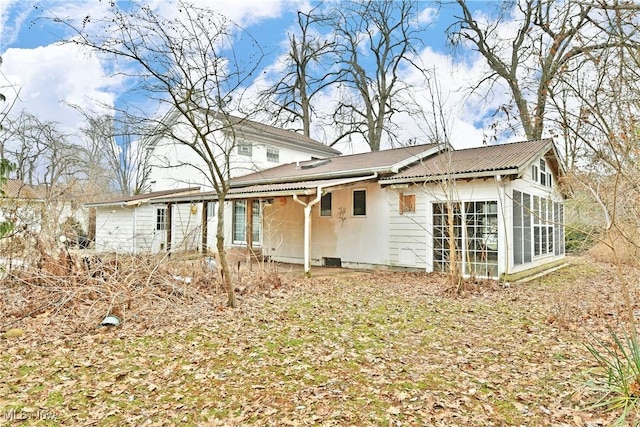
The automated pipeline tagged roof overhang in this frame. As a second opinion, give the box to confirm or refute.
[152,175,378,204]
[84,188,201,208]
[380,168,520,185]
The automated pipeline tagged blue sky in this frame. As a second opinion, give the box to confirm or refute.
[0,0,508,153]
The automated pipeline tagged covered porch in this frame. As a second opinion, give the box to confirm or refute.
[156,174,378,276]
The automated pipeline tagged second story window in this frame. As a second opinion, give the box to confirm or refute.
[238,142,252,157]
[267,147,279,163]
[532,159,553,188]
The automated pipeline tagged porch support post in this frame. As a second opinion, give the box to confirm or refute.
[166,203,173,254]
[303,204,312,275]
[201,201,208,254]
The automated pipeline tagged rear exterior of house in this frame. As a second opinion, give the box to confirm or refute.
[220,139,565,280]
[384,170,564,280]
[86,188,201,254]
[87,115,340,255]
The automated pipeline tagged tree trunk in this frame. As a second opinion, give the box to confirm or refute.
[447,200,462,293]
[216,198,236,308]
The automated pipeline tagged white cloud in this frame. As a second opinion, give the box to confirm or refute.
[3,43,116,135]
[0,0,37,47]
[417,6,438,25]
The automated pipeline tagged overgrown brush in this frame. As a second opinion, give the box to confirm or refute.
[0,251,287,337]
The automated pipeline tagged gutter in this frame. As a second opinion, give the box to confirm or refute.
[380,168,520,185]
[232,168,390,188]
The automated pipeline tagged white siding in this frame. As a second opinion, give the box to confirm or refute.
[261,182,390,269]
[94,207,135,253]
[170,203,202,252]
[135,205,163,253]
[387,188,428,268]
[147,123,337,193]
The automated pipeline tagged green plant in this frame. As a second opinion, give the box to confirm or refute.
[586,328,640,425]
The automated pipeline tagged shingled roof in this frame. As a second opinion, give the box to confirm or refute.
[231,143,442,187]
[380,139,561,183]
[222,115,341,156]
[1,179,45,200]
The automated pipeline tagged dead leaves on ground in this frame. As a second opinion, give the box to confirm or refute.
[0,255,636,425]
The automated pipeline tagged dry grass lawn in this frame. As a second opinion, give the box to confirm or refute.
[1,254,638,425]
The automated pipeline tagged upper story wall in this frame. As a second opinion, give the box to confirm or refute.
[147,118,338,192]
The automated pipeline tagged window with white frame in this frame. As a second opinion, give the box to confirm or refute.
[237,142,252,157]
[432,201,499,278]
[232,200,261,244]
[207,201,216,218]
[156,207,167,231]
[353,189,366,216]
[513,190,564,265]
[532,159,553,188]
[533,196,554,256]
[267,147,279,163]
[513,190,532,265]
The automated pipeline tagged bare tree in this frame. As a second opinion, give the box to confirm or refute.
[0,112,85,197]
[77,111,151,196]
[257,5,336,137]
[48,0,265,307]
[561,13,640,323]
[259,1,425,152]
[330,0,425,151]
[447,0,640,149]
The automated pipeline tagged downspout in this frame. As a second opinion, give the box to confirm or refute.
[496,174,508,281]
[293,173,378,277]
[293,191,322,278]
[132,206,137,254]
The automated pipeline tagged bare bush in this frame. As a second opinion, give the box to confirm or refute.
[0,252,288,337]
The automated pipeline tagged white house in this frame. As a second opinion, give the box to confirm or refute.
[84,187,201,253]
[87,114,340,254]
[146,113,342,191]
[159,139,565,280]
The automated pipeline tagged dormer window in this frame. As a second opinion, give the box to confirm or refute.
[238,143,252,157]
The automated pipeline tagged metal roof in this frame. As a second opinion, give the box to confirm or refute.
[107,139,564,205]
[380,139,559,183]
[84,187,201,207]
[152,176,378,203]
